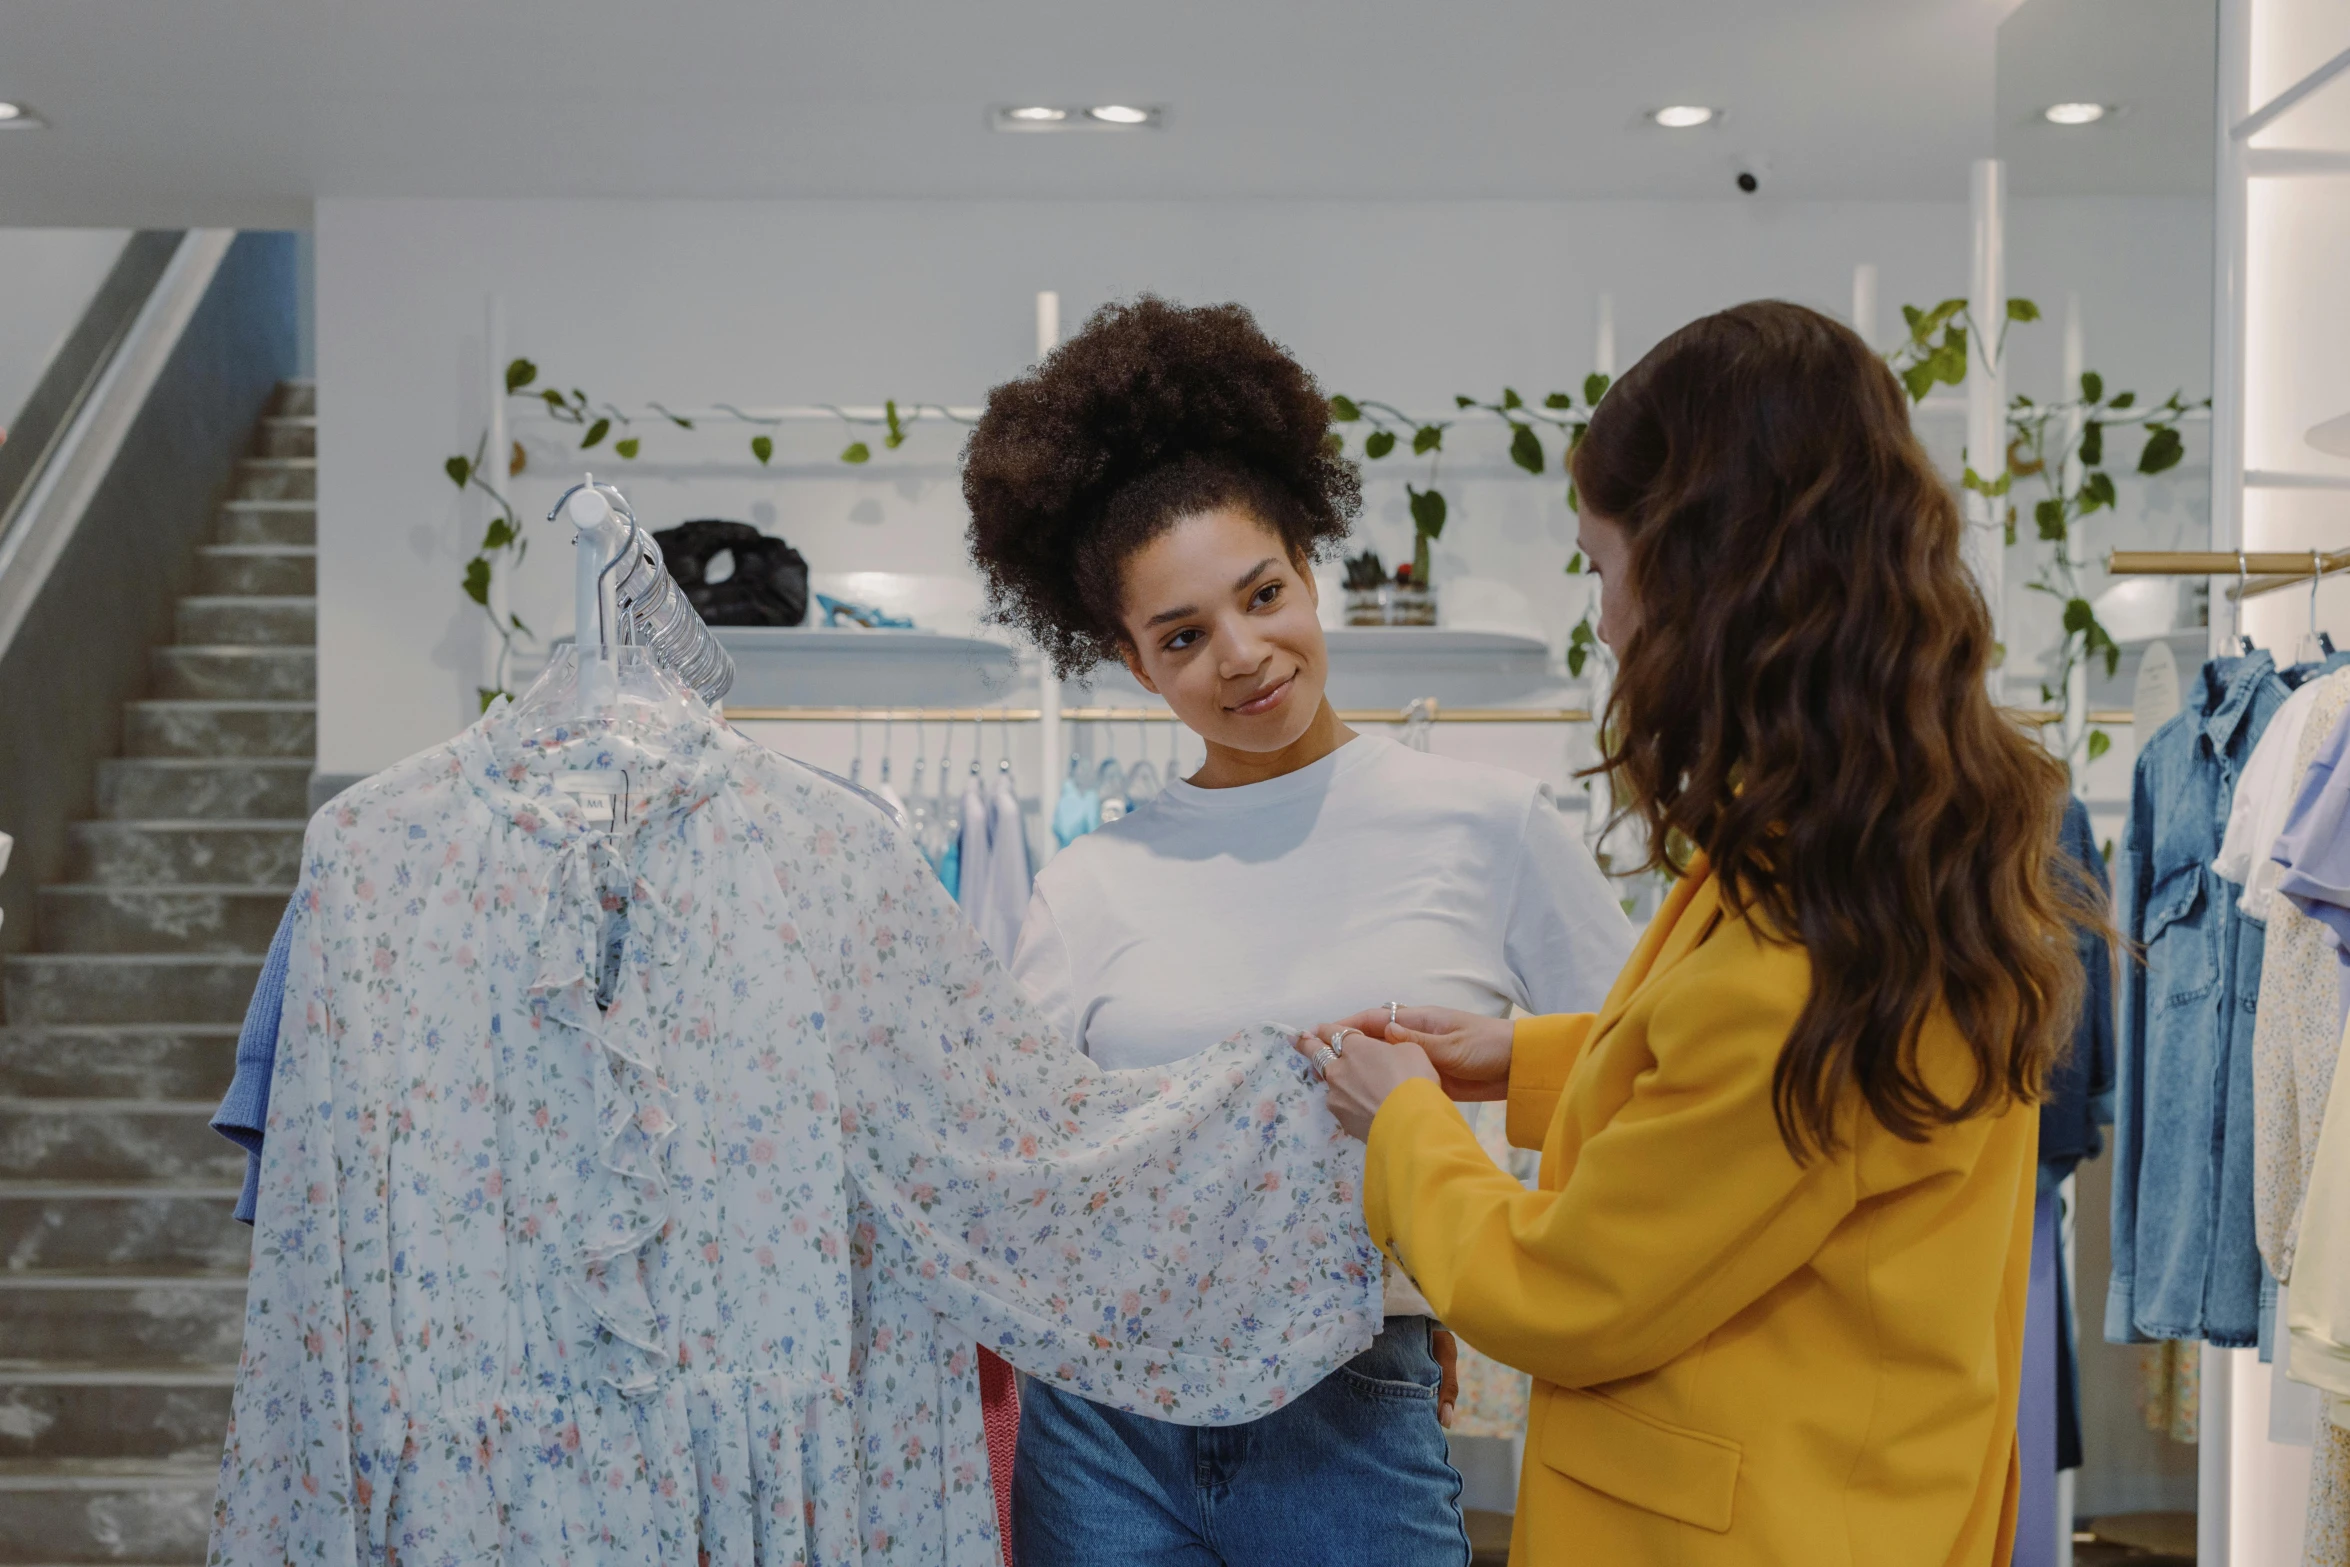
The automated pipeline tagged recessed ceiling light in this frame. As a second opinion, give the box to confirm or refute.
[1650,105,1717,129]
[1005,106,1066,123]
[2043,102,2109,126]
[1087,105,1154,126]
[0,101,44,128]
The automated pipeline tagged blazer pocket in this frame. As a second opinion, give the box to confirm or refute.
[1538,1387,1742,1534]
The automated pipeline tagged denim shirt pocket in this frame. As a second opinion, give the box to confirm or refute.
[2141,862,2218,1007]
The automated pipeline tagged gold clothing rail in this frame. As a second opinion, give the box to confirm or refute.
[2107,548,2350,601]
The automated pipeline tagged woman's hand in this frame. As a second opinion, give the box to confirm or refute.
[1317,1005,1516,1103]
[1294,1023,1440,1141]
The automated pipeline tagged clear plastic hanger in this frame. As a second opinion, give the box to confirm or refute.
[1124,718,1161,804]
[2299,549,2337,663]
[1097,720,1129,823]
[2236,551,2258,656]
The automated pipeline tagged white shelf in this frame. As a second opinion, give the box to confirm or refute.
[716,626,1026,708]
[1321,626,1551,656]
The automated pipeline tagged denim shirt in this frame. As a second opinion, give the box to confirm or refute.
[2042,796,2115,1178]
[2108,651,2291,1348]
[211,892,296,1224]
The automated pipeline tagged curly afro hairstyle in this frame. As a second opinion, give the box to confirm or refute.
[962,296,1361,677]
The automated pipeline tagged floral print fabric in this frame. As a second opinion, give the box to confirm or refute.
[211,698,1380,1567]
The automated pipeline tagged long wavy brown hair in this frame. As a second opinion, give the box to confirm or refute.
[1571,300,2089,1160]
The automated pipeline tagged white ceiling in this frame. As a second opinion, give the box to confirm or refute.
[0,0,2207,226]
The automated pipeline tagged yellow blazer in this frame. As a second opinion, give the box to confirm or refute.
[1364,859,2035,1566]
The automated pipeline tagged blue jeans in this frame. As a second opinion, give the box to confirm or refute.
[1012,1316,1470,1567]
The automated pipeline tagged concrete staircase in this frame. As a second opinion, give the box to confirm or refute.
[0,384,314,1564]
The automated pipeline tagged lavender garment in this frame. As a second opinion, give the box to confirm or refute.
[2273,703,2350,1019]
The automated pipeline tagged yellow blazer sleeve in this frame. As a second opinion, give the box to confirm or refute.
[1362,928,1857,1391]
[1505,1012,1592,1150]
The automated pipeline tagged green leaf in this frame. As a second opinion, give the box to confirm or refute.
[614,437,640,459]
[1901,362,1937,403]
[2080,370,2104,404]
[751,434,775,465]
[1566,481,1580,513]
[1412,425,1442,456]
[2062,596,2094,636]
[884,399,906,449]
[2086,729,2111,763]
[1961,465,2011,499]
[481,516,516,551]
[1323,432,1345,457]
[2080,421,2103,467]
[1543,392,1572,410]
[541,388,565,409]
[1509,424,1545,475]
[1330,396,1361,422]
[1454,395,1476,409]
[1364,429,1396,459]
[2082,471,2117,512]
[504,358,537,392]
[1501,388,1524,410]
[444,455,473,489]
[462,557,492,607]
[580,418,610,449]
[479,687,504,713]
[1583,371,1612,404]
[2110,391,2135,410]
[1407,484,1447,538]
[838,440,868,464]
[2139,425,2184,475]
[2034,498,2065,541]
[2007,297,2041,322]
[1565,551,1584,574]
[1566,618,1598,678]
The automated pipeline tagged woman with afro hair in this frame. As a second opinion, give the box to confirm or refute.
[963,297,1634,1567]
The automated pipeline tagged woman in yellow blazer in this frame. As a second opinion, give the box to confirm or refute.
[1302,301,2093,1567]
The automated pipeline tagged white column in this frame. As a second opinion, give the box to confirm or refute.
[1967,159,2008,670]
[1594,292,1617,380]
[485,292,510,686]
[2062,293,2088,760]
[1851,263,1879,351]
[1034,290,1064,861]
[2211,0,2251,665]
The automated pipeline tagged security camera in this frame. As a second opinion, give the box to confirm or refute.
[1735,168,1761,194]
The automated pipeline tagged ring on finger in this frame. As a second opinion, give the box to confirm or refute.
[1329,1027,1358,1057]
[1386,1001,1401,1031]
[1309,1044,1340,1076]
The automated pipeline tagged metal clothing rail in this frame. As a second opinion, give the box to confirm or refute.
[2107,547,2350,601]
[724,703,1597,724]
[726,702,2137,727]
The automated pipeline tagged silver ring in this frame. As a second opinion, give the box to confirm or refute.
[1329,1027,1358,1056]
[1386,1001,1401,1031]
[1309,1044,1340,1075]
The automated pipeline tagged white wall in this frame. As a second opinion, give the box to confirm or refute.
[315,195,2214,777]
[0,229,130,433]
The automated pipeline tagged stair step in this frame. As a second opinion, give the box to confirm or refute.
[123,701,314,761]
[0,1029,240,1100]
[0,1380,234,1465]
[0,1276,245,1371]
[209,500,312,547]
[171,597,313,648]
[0,1185,247,1277]
[0,1102,245,1185]
[64,821,305,888]
[227,458,312,502]
[0,1455,216,1562]
[34,888,293,956]
[96,761,310,823]
[266,380,314,418]
[250,416,314,459]
[149,646,313,702]
[191,545,313,598]
[3,957,264,1027]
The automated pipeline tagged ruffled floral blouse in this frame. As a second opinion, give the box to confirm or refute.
[211,698,1380,1566]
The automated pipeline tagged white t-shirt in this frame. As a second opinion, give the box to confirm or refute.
[1012,733,1633,1070]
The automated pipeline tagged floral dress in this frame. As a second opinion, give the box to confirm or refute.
[210,699,1381,1567]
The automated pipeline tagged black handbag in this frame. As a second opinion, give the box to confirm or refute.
[653,519,809,627]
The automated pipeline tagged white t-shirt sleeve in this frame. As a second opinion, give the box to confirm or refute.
[1008,885,1086,1056]
[2217,683,2311,918]
[1503,788,1637,1016]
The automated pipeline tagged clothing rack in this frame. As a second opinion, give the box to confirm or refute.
[724,703,1595,724]
[724,702,2139,727]
[2107,547,2350,601]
